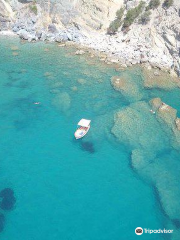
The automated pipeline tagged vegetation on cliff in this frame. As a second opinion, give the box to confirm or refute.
[138,10,151,25]
[107,1,146,34]
[123,1,145,28]
[146,0,160,10]
[107,8,124,35]
[163,0,174,8]
[29,1,38,15]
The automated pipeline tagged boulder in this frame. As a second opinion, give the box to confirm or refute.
[66,32,73,41]
[75,50,85,55]
[36,31,42,39]
[17,29,30,40]
[149,98,163,111]
[40,32,47,41]
[12,26,19,32]
[48,24,57,33]
[55,32,68,42]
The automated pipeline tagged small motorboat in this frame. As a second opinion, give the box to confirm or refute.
[74,119,91,139]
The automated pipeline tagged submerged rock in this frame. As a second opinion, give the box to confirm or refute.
[52,92,71,112]
[111,74,144,101]
[157,103,177,126]
[10,46,19,51]
[50,89,61,94]
[149,98,163,111]
[112,98,180,224]
[1,196,16,211]
[150,98,180,149]
[124,100,180,226]
[131,149,155,170]
[0,214,5,232]
[21,69,27,73]
[12,52,19,56]
[75,50,85,55]
[151,97,180,126]
[14,119,29,131]
[77,78,86,85]
[172,219,180,229]
[112,101,167,152]
[142,68,180,90]
[44,72,54,77]
[175,118,180,131]
[132,149,180,222]
[52,82,63,88]
[0,188,14,198]
[71,86,78,91]
[0,188,16,211]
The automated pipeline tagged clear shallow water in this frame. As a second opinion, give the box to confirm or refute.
[0,37,179,240]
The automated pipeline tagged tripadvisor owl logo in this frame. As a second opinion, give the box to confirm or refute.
[135,227,143,235]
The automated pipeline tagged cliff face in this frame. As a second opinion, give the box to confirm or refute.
[0,0,180,75]
[0,0,123,31]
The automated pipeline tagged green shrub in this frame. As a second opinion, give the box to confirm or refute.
[116,8,124,19]
[123,1,145,28]
[107,8,124,35]
[30,4,38,15]
[163,0,174,8]
[138,11,151,24]
[107,19,121,35]
[146,0,160,10]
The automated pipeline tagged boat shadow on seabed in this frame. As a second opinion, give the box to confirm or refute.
[72,137,96,154]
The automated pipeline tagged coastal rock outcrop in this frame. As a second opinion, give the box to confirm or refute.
[132,150,180,221]
[150,98,180,149]
[143,68,180,89]
[175,118,180,131]
[111,74,144,101]
[0,0,180,75]
[112,99,180,230]
[112,101,167,152]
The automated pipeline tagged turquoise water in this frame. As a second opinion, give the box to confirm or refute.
[0,37,180,240]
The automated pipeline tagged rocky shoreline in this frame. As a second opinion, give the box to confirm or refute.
[1,29,179,80]
[0,0,180,77]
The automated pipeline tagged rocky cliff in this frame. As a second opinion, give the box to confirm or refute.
[0,0,180,75]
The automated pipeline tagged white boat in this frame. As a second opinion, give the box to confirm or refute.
[74,119,91,139]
